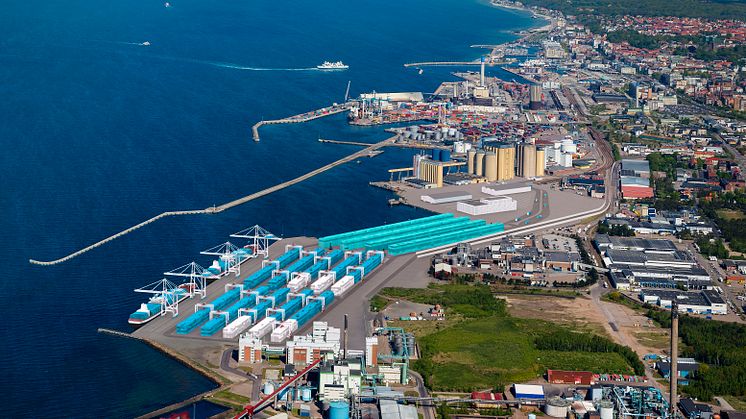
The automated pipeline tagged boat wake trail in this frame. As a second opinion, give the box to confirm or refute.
[207,61,319,71]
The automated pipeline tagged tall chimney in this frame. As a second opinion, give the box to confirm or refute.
[343,313,349,359]
[480,56,486,87]
[670,301,679,417]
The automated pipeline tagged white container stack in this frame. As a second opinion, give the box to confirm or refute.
[310,273,334,294]
[270,319,299,343]
[331,276,354,296]
[223,315,253,339]
[246,317,277,339]
[288,272,310,293]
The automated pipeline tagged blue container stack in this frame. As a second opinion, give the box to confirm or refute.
[176,287,241,334]
[270,289,313,321]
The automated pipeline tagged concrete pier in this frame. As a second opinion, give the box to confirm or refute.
[403,60,508,68]
[30,137,394,266]
[251,103,351,141]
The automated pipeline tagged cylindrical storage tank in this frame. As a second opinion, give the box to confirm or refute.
[484,152,497,181]
[301,387,313,401]
[475,151,485,176]
[406,334,416,354]
[544,397,571,418]
[441,150,451,162]
[598,401,614,419]
[467,149,476,174]
[329,401,350,419]
[263,381,275,395]
[393,335,404,355]
[432,149,441,161]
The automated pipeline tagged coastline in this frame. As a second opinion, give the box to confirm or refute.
[489,0,556,35]
[122,2,556,418]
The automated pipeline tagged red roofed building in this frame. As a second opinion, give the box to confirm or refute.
[547,370,597,385]
[471,392,504,409]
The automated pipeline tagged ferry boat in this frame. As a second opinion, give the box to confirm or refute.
[128,284,192,326]
[316,61,349,70]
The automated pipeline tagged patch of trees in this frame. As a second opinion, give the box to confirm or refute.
[597,221,635,236]
[695,234,729,259]
[535,329,646,375]
[700,191,746,253]
[520,0,746,21]
[647,310,746,400]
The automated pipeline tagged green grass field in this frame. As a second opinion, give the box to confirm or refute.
[382,285,638,392]
[717,209,746,220]
[415,315,634,391]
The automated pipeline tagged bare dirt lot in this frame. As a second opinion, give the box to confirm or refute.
[504,292,670,356]
[504,294,609,336]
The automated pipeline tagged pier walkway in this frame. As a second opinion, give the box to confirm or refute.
[29,137,394,266]
[29,209,209,266]
[403,61,509,68]
[251,103,352,141]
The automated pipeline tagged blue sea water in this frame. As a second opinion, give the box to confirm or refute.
[0,0,538,416]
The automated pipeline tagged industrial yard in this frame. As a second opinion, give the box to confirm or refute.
[390,180,602,228]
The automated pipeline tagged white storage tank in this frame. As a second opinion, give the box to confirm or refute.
[598,400,614,419]
[544,397,571,418]
[263,381,275,395]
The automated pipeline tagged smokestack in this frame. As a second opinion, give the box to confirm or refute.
[343,314,349,359]
[670,301,679,417]
[480,56,486,87]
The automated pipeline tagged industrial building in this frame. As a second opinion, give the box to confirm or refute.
[517,144,538,178]
[482,183,532,196]
[465,140,544,180]
[620,159,653,199]
[603,249,697,269]
[319,213,505,256]
[595,235,678,253]
[286,322,342,366]
[655,358,700,386]
[318,358,363,401]
[420,191,472,204]
[529,84,544,110]
[457,196,517,215]
[414,149,461,188]
[640,289,727,315]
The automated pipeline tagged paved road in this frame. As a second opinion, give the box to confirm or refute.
[410,371,436,419]
[589,284,664,393]
[220,348,261,401]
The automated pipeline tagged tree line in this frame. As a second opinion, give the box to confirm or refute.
[647,310,746,400]
[535,329,646,375]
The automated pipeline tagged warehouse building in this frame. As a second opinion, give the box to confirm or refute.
[482,183,532,196]
[420,191,472,204]
[640,289,727,315]
[595,235,678,253]
[286,322,341,367]
[457,196,517,215]
[318,358,363,401]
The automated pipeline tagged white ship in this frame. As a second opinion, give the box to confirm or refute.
[317,61,349,70]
